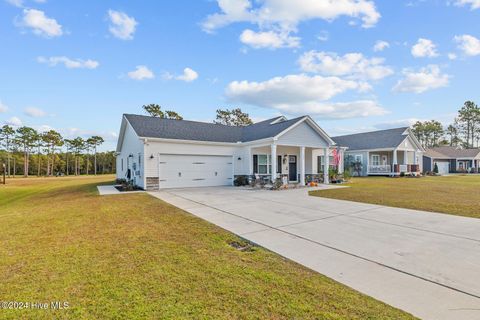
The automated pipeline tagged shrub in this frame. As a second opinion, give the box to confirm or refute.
[433,163,439,174]
[234,176,249,186]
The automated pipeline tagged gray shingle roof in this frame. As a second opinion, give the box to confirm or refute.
[124,114,305,143]
[332,127,410,151]
[425,146,480,159]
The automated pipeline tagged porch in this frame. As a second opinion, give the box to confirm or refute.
[367,149,421,176]
[247,144,344,185]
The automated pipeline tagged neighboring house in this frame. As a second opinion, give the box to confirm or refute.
[332,127,425,176]
[423,146,480,174]
[116,114,343,190]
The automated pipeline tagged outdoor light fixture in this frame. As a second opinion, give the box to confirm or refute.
[150,154,154,159]
[237,157,242,160]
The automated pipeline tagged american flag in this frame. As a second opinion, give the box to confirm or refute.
[332,148,341,167]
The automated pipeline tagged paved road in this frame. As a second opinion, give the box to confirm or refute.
[149,186,480,320]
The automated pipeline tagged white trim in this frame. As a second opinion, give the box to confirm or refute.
[404,128,426,152]
[274,116,336,146]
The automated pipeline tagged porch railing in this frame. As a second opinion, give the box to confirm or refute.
[368,165,391,173]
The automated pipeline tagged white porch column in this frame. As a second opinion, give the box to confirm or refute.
[338,149,344,174]
[393,149,398,175]
[300,146,305,185]
[323,147,329,184]
[366,151,370,175]
[247,147,253,175]
[413,151,417,164]
[271,144,277,183]
[403,150,408,165]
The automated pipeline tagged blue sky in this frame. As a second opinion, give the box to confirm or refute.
[1,0,480,150]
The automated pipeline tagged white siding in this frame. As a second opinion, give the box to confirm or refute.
[116,122,145,188]
[277,122,329,147]
[399,136,417,151]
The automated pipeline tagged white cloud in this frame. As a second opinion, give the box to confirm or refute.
[203,0,380,31]
[5,116,22,127]
[411,38,438,58]
[454,34,480,56]
[454,0,480,9]
[317,30,329,42]
[37,56,99,69]
[225,74,384,119]
[163,67,199,82]
[0,100,8,113]
[298,51,394,80]
[20,9,63,38]
[176,67,198,82]
[127,65,155,80]
[24,107,46,118]
[374,118,421,130]
[239,29,300,49]
[373,40,389,52]
[6,0,23,7]
[448,52,457,60]
[202,0,380,49]
[108,10,137,40]
[393,65,449,93]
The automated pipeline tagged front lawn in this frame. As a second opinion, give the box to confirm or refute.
[310,175,480,219]
[0,176,415,319]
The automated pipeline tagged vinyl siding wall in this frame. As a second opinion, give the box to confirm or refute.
[116,122,145,188]
[276,122,330,148]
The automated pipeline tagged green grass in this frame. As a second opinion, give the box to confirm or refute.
[0,176,415,319]
[310,175,480,219]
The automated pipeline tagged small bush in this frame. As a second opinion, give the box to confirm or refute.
[234,176,249,186]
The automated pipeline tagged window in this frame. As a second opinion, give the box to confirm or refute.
[354,154,363,163]
[258,155,268,174]
[277,156,282,174]
[317,156,335,173]
[254,154,272,174]
[372,154,380,166]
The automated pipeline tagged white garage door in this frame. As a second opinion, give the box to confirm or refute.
[436,161,449,175]
[159,154,233,189]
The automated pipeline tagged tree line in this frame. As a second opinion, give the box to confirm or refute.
[0,125,115,177]
[412,101,480,149]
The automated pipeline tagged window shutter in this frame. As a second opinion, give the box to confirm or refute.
[253,155,258,174]
[277,156,282,173]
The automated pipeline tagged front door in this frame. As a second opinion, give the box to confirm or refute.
[288,155,297,181]
[382,155,388,165]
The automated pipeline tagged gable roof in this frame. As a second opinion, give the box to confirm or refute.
[122,114,328,145]
[332,127,414,151]
[425,146,480,159]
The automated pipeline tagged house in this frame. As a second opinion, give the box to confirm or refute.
[332,127,425,176]
[423,146,480,174]
[115,114,343,190]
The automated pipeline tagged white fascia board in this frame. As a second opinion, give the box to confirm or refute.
[115,116,127,153]
[403,128,425,152]
[273,116,336,146]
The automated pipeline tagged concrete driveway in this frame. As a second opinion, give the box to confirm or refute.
[149,186,480,320]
